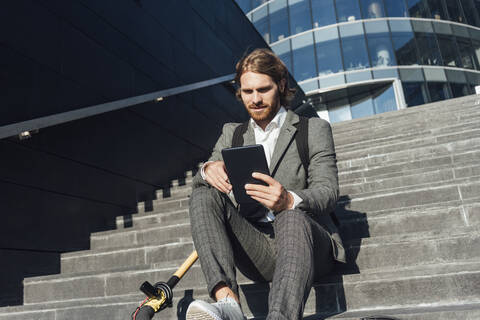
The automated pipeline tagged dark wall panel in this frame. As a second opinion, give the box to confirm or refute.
[0,0,305,306]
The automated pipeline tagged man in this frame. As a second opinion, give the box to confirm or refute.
[186,48,345,320]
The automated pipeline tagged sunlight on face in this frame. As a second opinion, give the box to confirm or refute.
[240,71,282,129]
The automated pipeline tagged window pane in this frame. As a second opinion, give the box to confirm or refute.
[424,68,447,82]
[437,35,462,67]
[346,70,372,82]
[292,33,317,80]
[457,38,478,69]
[391,30,419,65]
[450,83,470,97]
[336,0,362,22]
[446,0,466,23]
[472,40,480,70]
[252,0,268,7]
[403,82,428,106]
[400,68,424,82]
[237,0,252,13]
[460,0,480,27]
[415,32,442,65]
[271,40,293,72]
[427,0,447,20]
[289,0,312,35]
[367,33,397,67]
[446,69,467,83]
[373,85,397,113]
[252,6,270,43]
[351,92,375,118]
[407,0,430,18]
[312,0,337,28]
[328,99,352,122]
[373,68,399,79]
[384,0,408,17]
[270,0,289,42]
[320,74,346,88]
[299,79,319,92]
[315,28,344,76]
[427,82,451,102]
[341,35,370,71]
[360,0,385,19]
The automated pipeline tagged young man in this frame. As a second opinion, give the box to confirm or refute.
[186,48,345,320]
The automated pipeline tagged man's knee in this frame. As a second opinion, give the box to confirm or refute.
[274,209,313,233]
[190,186,229,219]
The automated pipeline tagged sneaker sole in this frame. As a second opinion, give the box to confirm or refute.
[186,304,223,320]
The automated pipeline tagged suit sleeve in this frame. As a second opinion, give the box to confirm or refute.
[192,123,237,189]
[294,118,339,215]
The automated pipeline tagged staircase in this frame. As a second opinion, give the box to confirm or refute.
[1,95,480,319]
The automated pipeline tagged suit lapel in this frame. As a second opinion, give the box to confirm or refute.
[269,110,299,175]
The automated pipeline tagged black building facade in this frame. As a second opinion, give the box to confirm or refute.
[0,0,304,306]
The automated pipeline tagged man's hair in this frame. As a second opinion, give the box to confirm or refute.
[235,48,296,107]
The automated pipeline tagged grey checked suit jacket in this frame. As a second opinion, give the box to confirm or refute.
[192,110,346,263]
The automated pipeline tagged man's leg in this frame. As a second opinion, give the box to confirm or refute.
[267,209,334,320]
[189,186,276,300]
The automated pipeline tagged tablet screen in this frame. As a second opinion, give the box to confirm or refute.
[221,145,269,204]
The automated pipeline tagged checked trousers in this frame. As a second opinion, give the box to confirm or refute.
[189,186,334,320]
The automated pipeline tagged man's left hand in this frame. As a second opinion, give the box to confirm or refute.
[245,172,294,212]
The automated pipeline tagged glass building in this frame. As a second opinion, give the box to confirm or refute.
[236,0,480,122]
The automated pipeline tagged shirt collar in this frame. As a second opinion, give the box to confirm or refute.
[250,106,287,132]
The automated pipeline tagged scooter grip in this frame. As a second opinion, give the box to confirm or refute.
[135,306,155,319]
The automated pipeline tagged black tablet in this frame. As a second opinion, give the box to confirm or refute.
[221,144,270,204]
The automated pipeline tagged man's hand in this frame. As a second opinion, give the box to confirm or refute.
[245,172,294,212]
[204,161,232,194]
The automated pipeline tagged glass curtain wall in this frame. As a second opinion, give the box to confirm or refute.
[244,0,479,32]
[325,83,398,122]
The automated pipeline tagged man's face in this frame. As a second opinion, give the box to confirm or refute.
[240,71,283,129]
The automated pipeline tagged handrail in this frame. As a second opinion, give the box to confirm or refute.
[0,73,236,140]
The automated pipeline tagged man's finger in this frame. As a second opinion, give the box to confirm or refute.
[244,183,270,193]
[252,172,276,185]
[246,189,274,201]
[249,195,273,209]
[214,176,231,193]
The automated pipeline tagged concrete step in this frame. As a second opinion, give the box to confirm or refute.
[340,164,480,196]
[129,162,479,218]
[136,196,190,215]
[61,241,195,274]
[331,95,480,137]
[90,220,192,250]
[26,223,480,304]
[322,302,480,320]
[3,285,480,319]
[334,118,480,153]
[333,107,480,147]
[116,208,189,230]
[338,149,480,184]
[336,128,480,163]
[20,259,480,318]
[60,204,476,274]
[93,183,479,252]
[337,141,480,177]
[337,181,480,213]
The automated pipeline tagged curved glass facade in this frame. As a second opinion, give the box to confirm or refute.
[236,0,480,122]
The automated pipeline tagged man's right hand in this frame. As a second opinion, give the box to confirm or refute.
[203,161,232,194]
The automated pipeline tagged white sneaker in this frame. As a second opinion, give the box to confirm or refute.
[186,297,246,320]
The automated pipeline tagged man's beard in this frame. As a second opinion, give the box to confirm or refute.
[246,102,280,125]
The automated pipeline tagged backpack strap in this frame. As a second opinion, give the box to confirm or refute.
[293,116,309,174]
[232,121,249,147]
